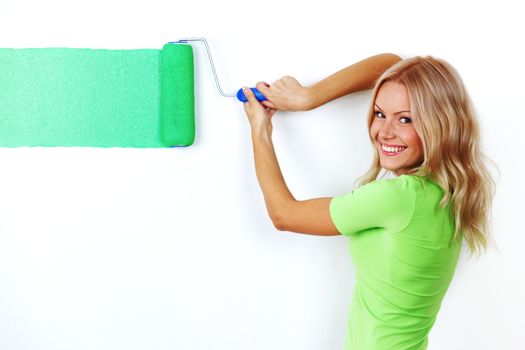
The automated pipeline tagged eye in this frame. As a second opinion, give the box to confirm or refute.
[375,111,413,124]
[374,111,385,118]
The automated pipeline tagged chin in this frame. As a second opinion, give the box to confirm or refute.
[382,166,401,174]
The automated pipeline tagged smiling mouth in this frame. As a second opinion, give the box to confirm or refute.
[380,143,407,156]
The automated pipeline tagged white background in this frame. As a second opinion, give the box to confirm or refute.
[1,1,523,349]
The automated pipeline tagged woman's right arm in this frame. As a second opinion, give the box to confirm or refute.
[257,53,402,111]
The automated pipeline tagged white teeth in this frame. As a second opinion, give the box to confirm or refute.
[381,144,407,153]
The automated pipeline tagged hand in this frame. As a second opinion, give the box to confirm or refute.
[255,76,312,111]
[242,86,277,135]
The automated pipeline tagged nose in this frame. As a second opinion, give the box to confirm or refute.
[378,118,396,139]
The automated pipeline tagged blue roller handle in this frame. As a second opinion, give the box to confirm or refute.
[237,87,267,102]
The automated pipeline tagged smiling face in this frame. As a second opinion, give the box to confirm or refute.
[370,81,424,176]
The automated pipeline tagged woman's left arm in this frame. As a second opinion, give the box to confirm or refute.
[242,87,340,236]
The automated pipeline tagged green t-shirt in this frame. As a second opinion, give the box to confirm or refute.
[330,174,462,350]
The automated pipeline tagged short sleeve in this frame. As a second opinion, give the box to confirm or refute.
[329,175,416,236]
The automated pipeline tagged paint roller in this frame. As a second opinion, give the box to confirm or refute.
[171,38,267,103]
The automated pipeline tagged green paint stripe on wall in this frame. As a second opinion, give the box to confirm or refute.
[0,43,194,148]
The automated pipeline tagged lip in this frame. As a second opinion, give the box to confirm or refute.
[379,142,407,156]
[380,141,407,148]
[381,148,405,156]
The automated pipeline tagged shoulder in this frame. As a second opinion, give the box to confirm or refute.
[332,175,418,216]
[329,175,417,235]
[354,174,415,199]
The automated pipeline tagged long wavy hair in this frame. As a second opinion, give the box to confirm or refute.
[356,56,498,258]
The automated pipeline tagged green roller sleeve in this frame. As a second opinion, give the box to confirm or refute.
[0,43,195,148]
[159,43,195,147]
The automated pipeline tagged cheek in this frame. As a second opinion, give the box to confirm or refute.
[407,131,424,158]
[370,121,379,139]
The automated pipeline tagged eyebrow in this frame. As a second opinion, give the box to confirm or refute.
[374,104,410,114]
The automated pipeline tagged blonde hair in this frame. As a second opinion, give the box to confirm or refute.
[356,56,498,258]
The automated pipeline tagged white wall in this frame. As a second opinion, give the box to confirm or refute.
[0,1,523,349]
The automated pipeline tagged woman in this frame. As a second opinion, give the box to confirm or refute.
[242,53,497,349]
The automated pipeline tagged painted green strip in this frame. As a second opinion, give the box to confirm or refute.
[0,43,194,147]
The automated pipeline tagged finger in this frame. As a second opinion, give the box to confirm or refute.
[271,78,283,87]
[261,100,276,109]
[256,82,277,108]
[243,86,257,105]
[256,81,271,95]
[271,78,287,91]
